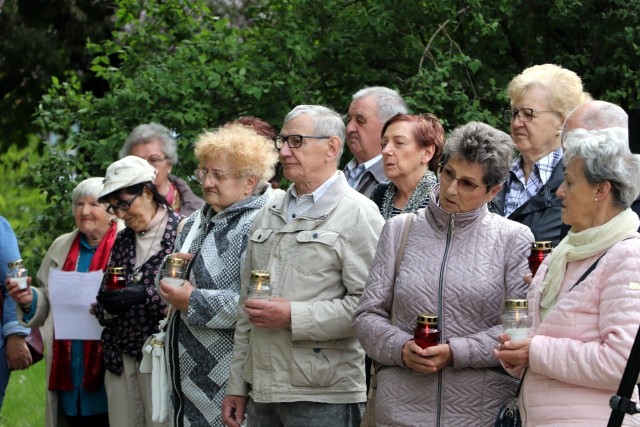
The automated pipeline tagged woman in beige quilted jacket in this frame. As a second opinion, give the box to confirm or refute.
[353,122,534,426]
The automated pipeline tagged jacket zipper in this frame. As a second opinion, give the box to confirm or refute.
[435,214,455,427]
[169,311,184,426]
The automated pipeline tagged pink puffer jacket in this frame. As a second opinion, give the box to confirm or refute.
[517,233,640,426]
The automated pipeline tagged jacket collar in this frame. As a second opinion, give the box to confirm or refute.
[426,184,489,232]
[270,173,350,223]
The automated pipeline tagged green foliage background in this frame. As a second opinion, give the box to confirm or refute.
[7,0,640,270]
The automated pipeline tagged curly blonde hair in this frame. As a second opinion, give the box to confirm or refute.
[194,123,279,182]
[508,64,592,121]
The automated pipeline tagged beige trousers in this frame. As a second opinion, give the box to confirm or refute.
[104,353,168,427]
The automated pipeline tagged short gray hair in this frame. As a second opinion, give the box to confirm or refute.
[352,86,408,123]
[563,128,640,208]
[442,122,516,188]
[284,105,346,161]
[119,123,179,165]
[71,177,105,214]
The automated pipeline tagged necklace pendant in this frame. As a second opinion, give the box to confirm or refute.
[133,271,143,283]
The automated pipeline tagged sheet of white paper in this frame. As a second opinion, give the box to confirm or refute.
[48,268,104,340]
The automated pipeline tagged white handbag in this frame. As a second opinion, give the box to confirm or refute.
[139,213,202,423]
[140,319,169,422]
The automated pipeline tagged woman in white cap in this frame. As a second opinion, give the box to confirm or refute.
[94,156,184,427]
[8,177,121,427]
[157,123,280,426]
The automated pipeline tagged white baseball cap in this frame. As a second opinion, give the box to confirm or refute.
[99,155,157,199]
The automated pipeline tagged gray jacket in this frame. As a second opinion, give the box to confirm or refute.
[353,186,533,426]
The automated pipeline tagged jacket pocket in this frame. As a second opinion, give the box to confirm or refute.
[250,228,274,268]
[289,339,344,387]
[290,230,339,275]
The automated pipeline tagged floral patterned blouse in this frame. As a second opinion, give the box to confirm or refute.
[94,211,181,374]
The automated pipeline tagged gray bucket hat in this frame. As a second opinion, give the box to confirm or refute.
[99,155,157,199]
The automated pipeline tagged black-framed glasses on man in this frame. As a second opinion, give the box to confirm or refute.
[106,188,144,214]
[194,168,232,184]
[503,108,558,123]
[438,162,490,193]
[273,135,331,150]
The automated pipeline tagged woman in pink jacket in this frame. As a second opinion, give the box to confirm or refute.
[495,128,640,426]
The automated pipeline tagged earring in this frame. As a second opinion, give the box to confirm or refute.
[594,198,598,202]
[556,130,561,137]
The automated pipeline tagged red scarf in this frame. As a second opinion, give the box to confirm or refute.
[49,221,117,392]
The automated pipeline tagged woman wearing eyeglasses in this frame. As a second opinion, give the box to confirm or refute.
[353,122,534,426]
[93,155,184,427]
[370,113,445,220]
[156,124,280,426]
[8,177,122,427]
[121,122,204,216]
[489,64,591,246]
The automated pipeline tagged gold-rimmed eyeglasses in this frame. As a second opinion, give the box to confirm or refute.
[194,168,233,184]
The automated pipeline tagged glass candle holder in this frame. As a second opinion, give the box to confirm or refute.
[414,313,440,349]
[249,270,271,299]
[163,257,187,287]
[503,299,532,341]
[105,266,127,291]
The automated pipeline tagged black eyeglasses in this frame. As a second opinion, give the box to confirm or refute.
[106,188,144,214]
[438,162,489,193]
[503,108,558,123]
[273,135,330,150]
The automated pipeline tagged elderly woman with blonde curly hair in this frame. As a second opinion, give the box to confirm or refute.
[157,123,280,426]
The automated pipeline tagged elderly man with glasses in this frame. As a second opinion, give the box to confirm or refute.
[222,105,384,427]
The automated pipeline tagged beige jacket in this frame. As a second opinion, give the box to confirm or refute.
[226,174,384,403]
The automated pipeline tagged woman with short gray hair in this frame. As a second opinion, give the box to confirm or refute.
[495,128,640,425]
[354,122,534,425]
[121,123,204,216]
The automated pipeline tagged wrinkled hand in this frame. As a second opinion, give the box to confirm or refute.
[244,297,291,328]
[221,395,247,427]
[158,279,195,312]
[5,334,31,370]
[6,277,33,306]
[493,333,531,369]
[402,340,452,374]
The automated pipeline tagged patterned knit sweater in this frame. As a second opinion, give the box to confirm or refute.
[164,184,277,426]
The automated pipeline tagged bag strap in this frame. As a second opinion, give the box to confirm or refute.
[568,253,606,291]
[394,213,414,280]
[179,212,201,253]
[372,213,414,374]
[390,213,414,324]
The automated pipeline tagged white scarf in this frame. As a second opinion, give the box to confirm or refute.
[539,208,640,319]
